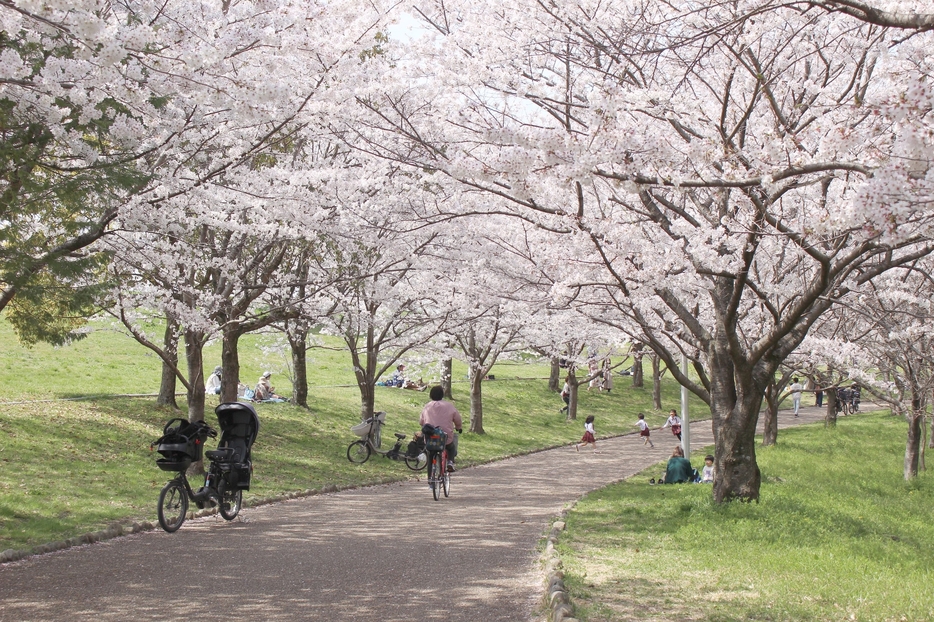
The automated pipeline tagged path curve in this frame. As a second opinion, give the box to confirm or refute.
[0,406,829,621]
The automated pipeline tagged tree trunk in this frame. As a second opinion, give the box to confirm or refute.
[156,317,179,409]
[288,325,309,408]
[442,358,453,399]
[905,390,925,480]
[566,369,580,421]
[762,383,778,447]
[711,384,763,503]
[184,328,206,423]
[631,343,644,388]
[549,357,561,392]
[652,354,662,410]
[220,328,243,405]
[905,406,923,480]
[825,387,838,427]
[469,367,484,434]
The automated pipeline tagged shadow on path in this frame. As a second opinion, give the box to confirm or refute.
[0,406,830,621]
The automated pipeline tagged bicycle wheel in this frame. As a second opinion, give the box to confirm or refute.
[442,465,451,498]
[218,479,242,521]
[347,440,371,464]
[429,454,441,501]
[405,451,427,471]
[157,480,188,533]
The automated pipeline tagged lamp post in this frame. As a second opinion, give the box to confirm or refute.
[680,353,690,457]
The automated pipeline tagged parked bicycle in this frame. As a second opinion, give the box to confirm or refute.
[346,411,427,471]
[422,425,457,501]
[152,402,259,533]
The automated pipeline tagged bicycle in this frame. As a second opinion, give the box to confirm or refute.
[153,403,259,533]
[423,426,459,501]
[346,411,427,471]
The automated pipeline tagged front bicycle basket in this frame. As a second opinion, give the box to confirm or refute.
[423,427,447,451]
[350,411,386,437]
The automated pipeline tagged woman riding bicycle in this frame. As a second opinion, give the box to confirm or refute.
[419,386,463,471]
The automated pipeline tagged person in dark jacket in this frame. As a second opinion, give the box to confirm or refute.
[663,445,694,484]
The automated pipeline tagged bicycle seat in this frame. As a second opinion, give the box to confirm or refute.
[394,432,406,440]
[205,447,236,461]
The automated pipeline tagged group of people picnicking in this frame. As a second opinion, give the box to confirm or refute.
[204,366,287,403]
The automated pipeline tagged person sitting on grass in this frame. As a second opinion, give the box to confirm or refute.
[254,371,287,402]
[701,454,715,483]
[206,366,222,395]
[662,445,695,484]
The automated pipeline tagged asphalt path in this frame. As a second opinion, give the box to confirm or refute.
[0,405,829,621]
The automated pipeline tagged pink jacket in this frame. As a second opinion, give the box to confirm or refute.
[419,400,463,440]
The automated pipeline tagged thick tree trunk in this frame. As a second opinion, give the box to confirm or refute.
[549,357,561,392]
[184,329,206,423]
[469,368,484,434]
[220,328,242,404]
[631,343,644,388]
[288,326,309,408]
[442,358,453,399]
[762,383,779,447]
[825,388,838,427]
[156,318,179,409]
[652,354,662,410]
[711,386,763,503]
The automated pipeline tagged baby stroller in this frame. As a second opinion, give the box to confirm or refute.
[206,402,260,494]
[153,402,259,532]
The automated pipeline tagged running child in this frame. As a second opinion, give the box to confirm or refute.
[637,413,654,448]
[576,415,597,452]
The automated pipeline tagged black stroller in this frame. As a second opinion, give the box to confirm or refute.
[153,402,260,532]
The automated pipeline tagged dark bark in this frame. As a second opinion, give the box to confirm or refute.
[566,369,580,421]
[631,343,644,387]
[442,358,453,399]
[468,367,484,434]
[710,377,763,503]
[156,318,179,409]
[184,329,206,422]
[905,403,923,480]
[762,383,779,447]
[288,325,309,408]
[220,328,242,405]
[652,354,662,410]
[549,356,561,392]
[825,388,838,427]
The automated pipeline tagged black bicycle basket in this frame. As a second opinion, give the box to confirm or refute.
[423,426,447,451]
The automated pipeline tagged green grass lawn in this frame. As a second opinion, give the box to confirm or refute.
[557,412,934,622]
[0,317,701,552]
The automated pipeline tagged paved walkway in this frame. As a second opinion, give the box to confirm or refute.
[0,405,829,621]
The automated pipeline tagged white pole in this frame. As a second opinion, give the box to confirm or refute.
[681,353,690,457]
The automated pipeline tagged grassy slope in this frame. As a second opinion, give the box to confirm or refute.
[0,318,702,551]
[558,412,933,622]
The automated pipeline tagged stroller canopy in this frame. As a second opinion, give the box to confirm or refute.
[214,402,260,463]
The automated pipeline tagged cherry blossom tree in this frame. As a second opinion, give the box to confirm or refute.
[351,1,934,501]
[824,264,934,478]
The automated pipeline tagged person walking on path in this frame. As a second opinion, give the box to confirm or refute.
[637,413,654,448]
[575,415,598,452]
[419,385,463,471]
[790,377,804,416]
[662,409,682,441]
